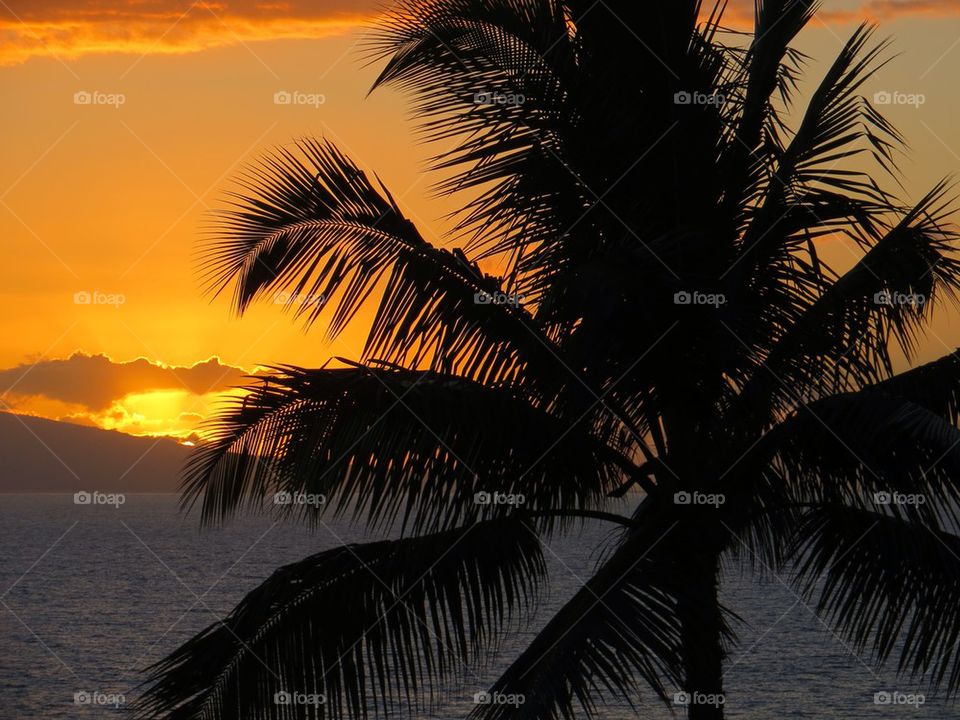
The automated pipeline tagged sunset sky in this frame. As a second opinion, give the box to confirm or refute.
[2,0,960,440]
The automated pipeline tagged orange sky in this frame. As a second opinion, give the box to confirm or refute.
[2,0,960,439]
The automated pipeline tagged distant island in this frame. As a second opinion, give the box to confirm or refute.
[0,412,188,493]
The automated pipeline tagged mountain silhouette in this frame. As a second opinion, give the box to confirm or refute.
[0,412,187,493]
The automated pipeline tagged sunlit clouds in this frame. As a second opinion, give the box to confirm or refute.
[714,0,960,29]
[0,0,379,65]
[826,0,960,22]
[0,353,253,440]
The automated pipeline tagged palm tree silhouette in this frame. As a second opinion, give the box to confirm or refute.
[137,1,960,718]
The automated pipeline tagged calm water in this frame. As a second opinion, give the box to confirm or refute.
[0,495,950,718]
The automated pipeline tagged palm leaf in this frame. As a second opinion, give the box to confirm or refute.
[134,518,545,720]
[872,348,960,425]
[790,506,960,693]
[366,0,580,278]
[182,363,624,533]
[203,137,553,385]
[755,391,960,531]
[469,528,692,719]
[737,181,960,423]
[720,0,820,220]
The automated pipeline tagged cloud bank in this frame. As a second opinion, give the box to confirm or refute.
[0,0,380,65]
[0,352,251,439]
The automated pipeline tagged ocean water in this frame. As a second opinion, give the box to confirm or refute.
[0,494,950,719]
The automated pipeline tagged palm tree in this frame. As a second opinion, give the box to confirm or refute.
[136,1,960,718]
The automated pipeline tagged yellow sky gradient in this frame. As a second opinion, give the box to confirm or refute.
[2,0,960,439]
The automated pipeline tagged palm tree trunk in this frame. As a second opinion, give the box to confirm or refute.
[679,550,725,720]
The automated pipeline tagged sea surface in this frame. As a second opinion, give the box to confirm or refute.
[0,494,950,719]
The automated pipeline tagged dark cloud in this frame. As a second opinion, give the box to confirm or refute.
[0,352,249,410]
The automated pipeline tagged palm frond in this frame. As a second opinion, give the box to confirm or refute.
[872,348,960,425]
[720,0,820,220]
[469,529,690,720]
[723,26,903,408]
[734,23,898,276]
[756,391,960,531]
[206,137,582,386]
[134,518,545,720]
[366,0,580,275]
[790,506,960,693]
[182,364,623,533]
[737,181,960,421]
